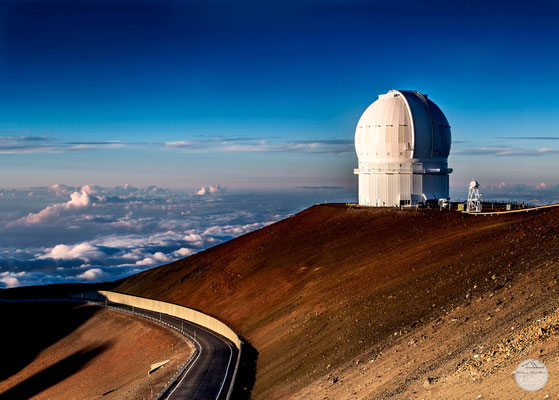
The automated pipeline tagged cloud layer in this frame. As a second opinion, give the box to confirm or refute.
[19,189,94,224]
[0,185,354,288]
[0,134,353,155]
[5,182,555,289]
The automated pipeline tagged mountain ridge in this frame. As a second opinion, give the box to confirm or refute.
[115,204,559,398]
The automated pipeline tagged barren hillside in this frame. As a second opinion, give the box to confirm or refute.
[116,204,559,398]
[0,302,193,400]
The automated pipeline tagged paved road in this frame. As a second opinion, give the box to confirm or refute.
[105,302,238,400]
[0,298,238,400]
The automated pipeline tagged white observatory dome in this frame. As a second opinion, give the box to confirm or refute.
[354,90,452,206]
[355,90,451,163]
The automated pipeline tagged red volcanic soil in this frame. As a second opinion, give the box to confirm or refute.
[0,303,192,400]
[115,204,559,398]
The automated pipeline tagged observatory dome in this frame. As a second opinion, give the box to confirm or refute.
[354,90,452,207]
[355,90,451,163]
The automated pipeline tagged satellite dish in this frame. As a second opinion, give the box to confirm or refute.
[438,198,450,209]
[469,180,479,189]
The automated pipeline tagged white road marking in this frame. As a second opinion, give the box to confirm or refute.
[165,329,203,400]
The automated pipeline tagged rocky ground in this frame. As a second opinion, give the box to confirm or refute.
[111,204,559,398]
[295,253,559,399]
[0,303,193,400]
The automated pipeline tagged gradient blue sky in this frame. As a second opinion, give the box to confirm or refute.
[1,0,559,190]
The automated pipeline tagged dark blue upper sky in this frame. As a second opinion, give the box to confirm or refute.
[1,0,559,190]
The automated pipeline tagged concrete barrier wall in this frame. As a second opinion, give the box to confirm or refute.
[98,291,241,348]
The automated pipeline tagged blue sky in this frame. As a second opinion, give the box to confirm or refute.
[1,0,559,190]
[3,1,559,287]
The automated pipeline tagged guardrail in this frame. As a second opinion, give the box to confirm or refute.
[101,303,203,400]
[0,296,235,400]
[95,291,243,400]
[463,202,559,216]
[97,291,241,349]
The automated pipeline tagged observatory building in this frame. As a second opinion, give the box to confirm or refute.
[354,90,452,206]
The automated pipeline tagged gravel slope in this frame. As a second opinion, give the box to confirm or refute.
[116,204,559,398]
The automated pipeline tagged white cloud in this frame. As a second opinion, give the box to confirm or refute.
[216,140,353,154]
[163,138,353,154]
[77,268,106,281]
[164,140,199,148]
[196,184,225,196]
[68,190,91,207]
[135,257,156,266]
[0,135,125,154]
[174,247,195,257]
[0,185,301,286]
[20,189,93,224]
[0,271,26,288]
[183,233,203,243]
[40,243,105,261]
[203,222,266,236]
[49,184,73,196]
[80,185,98,194]
[135,251,171,266]
[453,146,559,157]
[1,134,352,155]
[152,252,171,262]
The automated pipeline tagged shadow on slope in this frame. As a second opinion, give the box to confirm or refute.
[231,341,258,400]
[0,302,99,384]
[0,343,110,400]
[0,280,121,385]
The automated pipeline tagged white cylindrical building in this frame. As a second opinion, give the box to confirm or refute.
[354,90,452,206]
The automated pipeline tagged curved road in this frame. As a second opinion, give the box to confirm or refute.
[105,301,239,400]
[0,298,239,400]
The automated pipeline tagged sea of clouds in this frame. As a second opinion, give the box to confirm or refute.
[2,180,556,289]
[0,184,354,288]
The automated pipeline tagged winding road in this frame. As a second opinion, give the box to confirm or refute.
[103,301,239,400]
[0,298,239,400]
